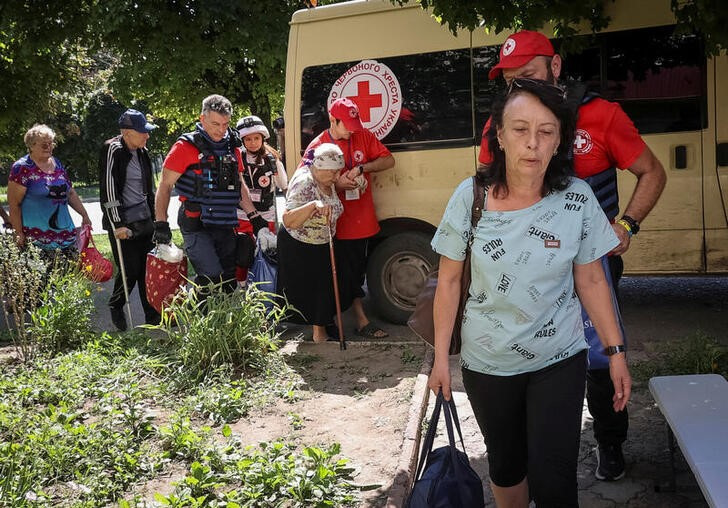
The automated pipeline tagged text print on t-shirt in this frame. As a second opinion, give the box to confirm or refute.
[482,237,505,261]
[564,191,588,211]
[496,272,516,296]
[534,318,557,339]
[511,343,537,361]
[527,225,556,242]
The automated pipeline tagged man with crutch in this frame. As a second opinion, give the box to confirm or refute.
[99,109,161,331]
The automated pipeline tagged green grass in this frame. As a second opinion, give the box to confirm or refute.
[0,330,359,507]
[73,185,101,201]
[631,331,728,382]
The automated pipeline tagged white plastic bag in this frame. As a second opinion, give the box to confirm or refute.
[256,229,277,256]
[156,242,184,264]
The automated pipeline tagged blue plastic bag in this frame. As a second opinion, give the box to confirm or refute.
[583,255,627,369]
[247,239,277,309]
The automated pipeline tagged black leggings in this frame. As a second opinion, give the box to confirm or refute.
[462,350,587,507]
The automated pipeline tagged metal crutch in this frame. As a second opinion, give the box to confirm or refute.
[103,203,134,328]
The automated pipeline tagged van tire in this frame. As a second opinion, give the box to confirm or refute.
[367,232,437,325]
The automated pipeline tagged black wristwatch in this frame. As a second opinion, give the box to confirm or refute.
[620,215,640,235]
[604,345,626,356]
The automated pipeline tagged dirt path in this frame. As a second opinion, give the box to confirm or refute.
[231,340,426,507]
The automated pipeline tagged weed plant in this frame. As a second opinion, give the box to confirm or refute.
[0,234,46,361]
[0,335,173,505]
[157,282,289,379]
[29,267,95,352]
[151,436,360,507]
[631,331,728,382]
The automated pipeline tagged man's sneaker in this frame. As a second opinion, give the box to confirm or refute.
[110,307,127,332]
[595,444,625,481]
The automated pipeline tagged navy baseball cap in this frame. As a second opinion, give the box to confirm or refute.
[118,109,157,133]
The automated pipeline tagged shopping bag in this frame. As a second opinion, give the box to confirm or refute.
[405,391,484,508]
[77,225,113,282]
[248,233,277,310]
[145,246,188,314]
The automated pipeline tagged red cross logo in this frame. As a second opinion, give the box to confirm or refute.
[573,129,593,155]
[502,38,516,56]
[348,80,382,123]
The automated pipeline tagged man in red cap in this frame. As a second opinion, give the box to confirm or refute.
[297,97,395,340]
[479,30,666,482]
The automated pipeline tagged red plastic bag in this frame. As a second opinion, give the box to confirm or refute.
[77,226,113,282]
[145,250,188,314]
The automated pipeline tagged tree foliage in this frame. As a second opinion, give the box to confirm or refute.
[397,0,728,55]
[0,0,309,181]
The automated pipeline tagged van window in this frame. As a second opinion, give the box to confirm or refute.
[300,48,475,152]
[473,45,504,139]
[561,25,706,134]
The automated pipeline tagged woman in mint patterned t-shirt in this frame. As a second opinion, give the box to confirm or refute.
[428,79,632,507]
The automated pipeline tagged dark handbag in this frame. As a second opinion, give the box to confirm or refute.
[405,391,484,508]
[128,218,154,239]
[407,177,485,355]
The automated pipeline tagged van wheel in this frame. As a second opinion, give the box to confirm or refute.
[367,232,437,325]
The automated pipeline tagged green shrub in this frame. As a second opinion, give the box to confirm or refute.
[154,440,360,507]
[0,235,47,362]
[631,331,728,382]
[30,267,95,352]
[156,283,288,379]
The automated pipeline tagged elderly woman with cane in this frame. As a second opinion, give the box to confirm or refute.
[428,79,632,507]
[276,143,350,343]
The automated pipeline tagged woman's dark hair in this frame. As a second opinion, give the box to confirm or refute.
[478,78,575,197]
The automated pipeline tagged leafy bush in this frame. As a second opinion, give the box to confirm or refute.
[0,338,171,505]
[0,234,46,361]
[30,267,95,352]
[156,283,288,379]
[154,440,360,507]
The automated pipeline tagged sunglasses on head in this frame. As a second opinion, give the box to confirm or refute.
[506,78,567,100]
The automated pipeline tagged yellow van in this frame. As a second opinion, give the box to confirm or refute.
[284,0,728,324]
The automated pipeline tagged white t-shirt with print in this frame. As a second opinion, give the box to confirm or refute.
[432,177,619,376]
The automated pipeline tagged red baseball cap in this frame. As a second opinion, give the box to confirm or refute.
[329,98,364,132]
[488,30,555,80]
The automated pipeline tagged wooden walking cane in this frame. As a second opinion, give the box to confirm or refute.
[327,220,346,350]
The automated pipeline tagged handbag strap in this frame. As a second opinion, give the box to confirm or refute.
[441,392,468,453]
[413,390,443,482]
[442,393,477,500]
[458,177,486,314]
[469,176,485,233]
[412,390,472,483]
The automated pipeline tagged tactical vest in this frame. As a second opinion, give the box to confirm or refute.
[174,131,241,227]
[567,82,620,221]
[241,151,277,212]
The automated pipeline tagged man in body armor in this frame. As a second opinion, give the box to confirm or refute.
[479,31,666,482]
[154,94,267,292]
